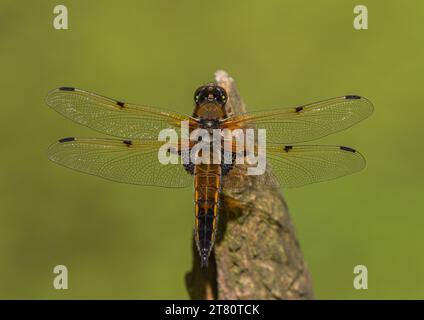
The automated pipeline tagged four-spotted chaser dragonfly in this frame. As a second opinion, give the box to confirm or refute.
[46,84,373,267]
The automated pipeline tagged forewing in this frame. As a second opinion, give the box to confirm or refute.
[46,87,196,139]
[222,96,373,144]
[47,137,192,188]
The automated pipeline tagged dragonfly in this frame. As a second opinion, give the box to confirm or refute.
[46,84,373,267]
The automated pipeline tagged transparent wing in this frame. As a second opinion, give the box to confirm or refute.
[221,96,373,144]
[47,137,192,188]
[46,87,196,140]
[222,145,366,189]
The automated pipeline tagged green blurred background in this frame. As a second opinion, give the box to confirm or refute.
[0,0,423,299]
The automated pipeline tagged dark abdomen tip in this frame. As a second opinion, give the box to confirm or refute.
[200,255,209,268]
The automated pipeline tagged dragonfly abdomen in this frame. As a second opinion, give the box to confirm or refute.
[194,164,221,267]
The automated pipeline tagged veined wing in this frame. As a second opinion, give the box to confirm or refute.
[221,95,373,144]
[47,137,192,188]
[46,87,196,140]
[222,144,366,189]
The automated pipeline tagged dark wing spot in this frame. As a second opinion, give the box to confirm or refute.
[295,106,303,113]
[59,137,75,143]
[59,87,75,91]
[345,95,361,100]
[340,146,356,153]
[123,140,132,146]
[183,162,194,175]
[284,145,293,152]
[117,101,125,108]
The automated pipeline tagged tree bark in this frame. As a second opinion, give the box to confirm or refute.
[185,70,314,300]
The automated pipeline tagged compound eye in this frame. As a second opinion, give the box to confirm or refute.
[215,88,227,103]
[212,89,222,102]
[194,88,208,104]
[194,87,205,102]
[219,92,227,103]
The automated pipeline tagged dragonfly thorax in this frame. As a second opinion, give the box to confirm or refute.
[198,118,220,129]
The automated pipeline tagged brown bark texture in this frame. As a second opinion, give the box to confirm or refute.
[185,70,314,300]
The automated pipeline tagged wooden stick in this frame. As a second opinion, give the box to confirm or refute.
[185,70,314,299]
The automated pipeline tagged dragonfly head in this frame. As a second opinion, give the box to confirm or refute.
[193,84,228,119]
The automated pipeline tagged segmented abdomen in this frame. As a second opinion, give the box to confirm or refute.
[194,163,221,267]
